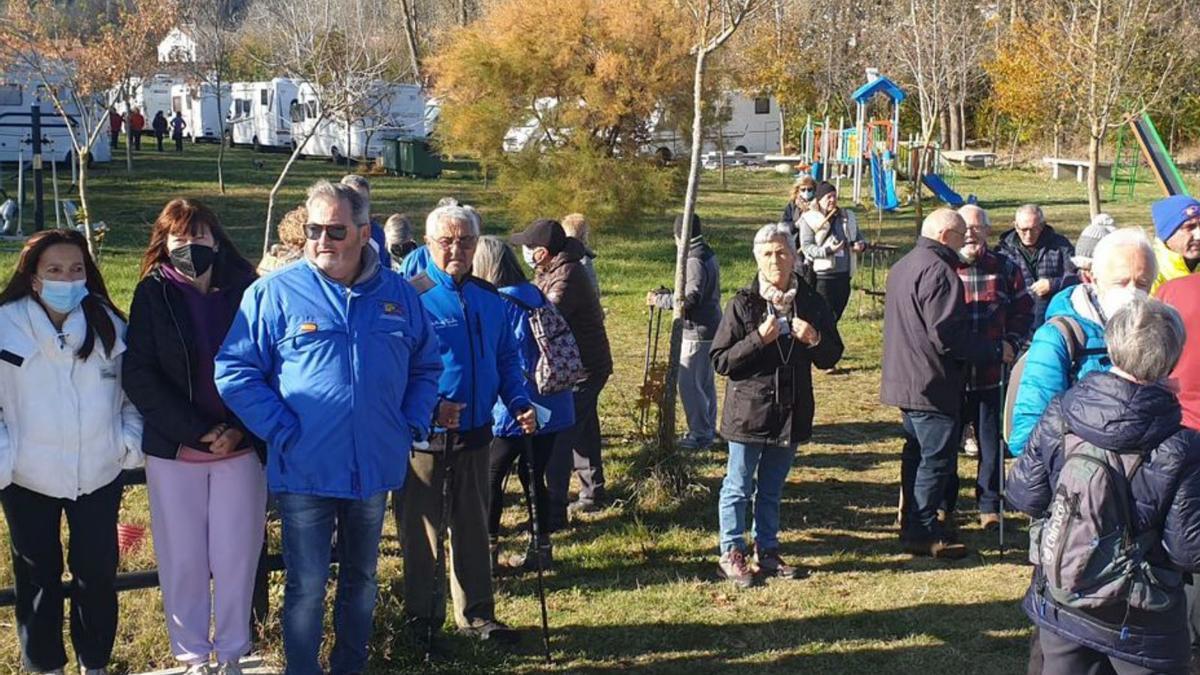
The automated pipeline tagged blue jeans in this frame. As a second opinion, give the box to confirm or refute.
[717,441,797,554]
[276,492,387,675]
[900,410,960,540]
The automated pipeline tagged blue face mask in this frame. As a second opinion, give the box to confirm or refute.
[522,245,538,269]
[38,278,89,314]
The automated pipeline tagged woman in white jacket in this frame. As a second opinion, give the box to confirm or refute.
[0,229,142,675]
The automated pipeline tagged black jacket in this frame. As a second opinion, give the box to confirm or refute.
[1008,372,1200,671]
[880,237,1000,415]
[122,259,265,461]
[652,237,722,340]
[996,224,1078,329]
[537,237,613,379]
[711,273,843,446]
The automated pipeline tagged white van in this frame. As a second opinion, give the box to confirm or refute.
[228,78,300,151]
[648,92,781,161]
[170,82,231,142]
[291,81,426,161]
[114,74,180,129]
[0,80,111,164]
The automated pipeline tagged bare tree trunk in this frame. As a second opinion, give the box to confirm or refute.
[123,90,133,174]
[1087,128,1103,218]
[959,98,967,149]
[398,0,422,82]
[78,152,96,259]
[717,124,726,189]
[1009,121,1022,169]
[458,0,469,26]
[656,46,708,455]
[949,102,961,152]
[264,135,317,258]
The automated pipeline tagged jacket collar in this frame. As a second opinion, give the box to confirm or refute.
[425,257,477,290]
[11,296,122,361]
[916,235,959,264]
[305,245,382,292]
[1062,371,1181,452]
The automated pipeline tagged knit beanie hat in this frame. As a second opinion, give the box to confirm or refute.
[813,181,837,204]
[1151,195,1200,241]
[1071,220,1116,269]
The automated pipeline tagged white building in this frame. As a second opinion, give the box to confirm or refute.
[158,27,196,64]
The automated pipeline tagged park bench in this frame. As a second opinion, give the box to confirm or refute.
[1042,156,1112,183]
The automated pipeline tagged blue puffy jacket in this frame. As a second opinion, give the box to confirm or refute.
[412,262,531,442]
[1009,285,1110,456]
[492,283,575,438]
[214,253,442,499]
[1007,371,1200,672]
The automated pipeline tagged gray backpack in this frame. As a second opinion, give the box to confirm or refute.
[1031,432,1178,613]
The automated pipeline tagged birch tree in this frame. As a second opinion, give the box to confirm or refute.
[187,0,240,194]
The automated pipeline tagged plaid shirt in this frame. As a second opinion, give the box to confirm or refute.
[957,248,1035,391]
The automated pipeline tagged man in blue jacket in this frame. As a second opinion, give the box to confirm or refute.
[1008,227,1157,456]
[401,204,535,649]
[215,180,442,675]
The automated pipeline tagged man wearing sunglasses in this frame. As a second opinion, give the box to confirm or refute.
[216,180,443,675]
[1150,195,1200,294]
[401,204,536,652]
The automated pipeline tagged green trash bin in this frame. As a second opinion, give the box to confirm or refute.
[396,138,442,178]
[381,138,402,175]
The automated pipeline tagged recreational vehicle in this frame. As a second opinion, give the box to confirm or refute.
[170,82,231,142]
[228,78,300,151]
[291,82,427,161]
[114,74,181,129]
[0,79,112,164]
[649,92,781,161]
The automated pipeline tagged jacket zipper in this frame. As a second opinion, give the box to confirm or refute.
[162,282,193,403]
[346,285,361,495]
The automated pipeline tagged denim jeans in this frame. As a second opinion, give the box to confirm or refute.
[275,491,387,675]
[900,410,960,540]
[717,441,797,554]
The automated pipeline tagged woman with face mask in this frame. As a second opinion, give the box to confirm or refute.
[781,175,816,231]
[123,199,265,675]
[0,229,142,675]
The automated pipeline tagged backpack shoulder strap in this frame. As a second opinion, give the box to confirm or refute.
[408,272,435,295]
[1046,315,1086,364]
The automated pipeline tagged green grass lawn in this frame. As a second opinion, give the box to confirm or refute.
[0,144,1179,674]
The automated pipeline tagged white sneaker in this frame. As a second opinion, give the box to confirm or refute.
[79,668,108,675]
[215,662,243,675]
[182,664,212,675]
[961,423,979,457]
[40,670,65,675]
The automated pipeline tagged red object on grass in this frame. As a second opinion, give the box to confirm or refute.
[116,523,146,556]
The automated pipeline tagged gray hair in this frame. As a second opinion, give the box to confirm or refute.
[340,174,371,196]
[1106,297,1185,382]
[1014,204,1044,225]
[384,213,413,244]
[1093,226,1157,289]
[753,223,796,255]
[472,235,508,285]
[436,196,460,208]
[921,208,965,240]
[958,204,991,228]
[425,204,481,237]
[306,180,368,226]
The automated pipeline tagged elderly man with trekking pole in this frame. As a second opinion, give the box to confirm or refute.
[400,204,536,655]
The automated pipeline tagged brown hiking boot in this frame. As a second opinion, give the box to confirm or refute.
[902,537,969,559]
[980,513,1001,530]
[718,549,756,588]
[755,548,807,579]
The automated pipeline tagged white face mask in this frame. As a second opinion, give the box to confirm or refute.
[1099,286,1147,322]
[522,245,538,269]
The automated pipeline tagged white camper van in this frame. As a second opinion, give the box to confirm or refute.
[114,74,180,130]
[0,80,111,164]
[170,82,231,142]
[291,82,426,162]
[228,78,300,151]
[649,92,781,161]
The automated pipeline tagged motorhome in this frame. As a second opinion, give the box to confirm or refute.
[291,82,426,161]
[228,78,300,151]
[0,79,112,164]
[170,82,231,142]
[114,74,181,129]
[648,92,781,161]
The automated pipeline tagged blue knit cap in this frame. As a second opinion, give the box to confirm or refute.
[1151,194,1200,241]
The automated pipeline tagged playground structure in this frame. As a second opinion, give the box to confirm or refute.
[1118,112,1190,198]
[851,70,904,213]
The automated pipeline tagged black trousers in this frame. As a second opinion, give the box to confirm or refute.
[815,274,852,323]
[0,479,122,672]
[547,372,610,517]
[131,132,141,150]
[487,433,557,539]
[1038,626,1185,674]
[155,132,164,152]
[174,135,183,152]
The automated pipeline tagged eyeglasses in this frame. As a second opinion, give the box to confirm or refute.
[305,223,349,241]
[433,235,478,250]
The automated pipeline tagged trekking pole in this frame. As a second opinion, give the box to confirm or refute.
[522,432,552,663]
[428,429,455,663]
[998,365,1008,560]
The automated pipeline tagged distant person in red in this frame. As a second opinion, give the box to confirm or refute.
[108,108,122,149]
[128,108,145,151]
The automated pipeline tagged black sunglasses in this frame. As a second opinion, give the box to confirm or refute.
[305,223,349,241]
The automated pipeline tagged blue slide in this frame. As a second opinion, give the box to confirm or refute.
[870,152,900,211]
[921,172,975,208]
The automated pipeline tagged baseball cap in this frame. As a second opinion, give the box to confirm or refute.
[510,219,567,254]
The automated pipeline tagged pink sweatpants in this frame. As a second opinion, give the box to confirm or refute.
[146,453,267,664]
